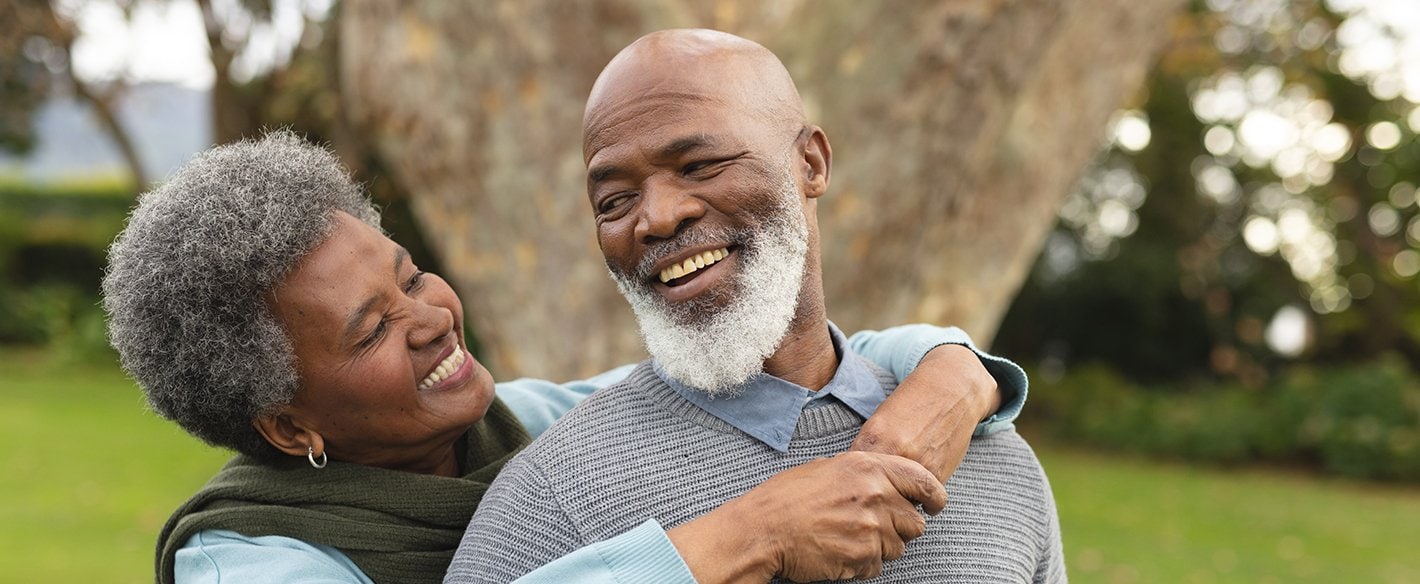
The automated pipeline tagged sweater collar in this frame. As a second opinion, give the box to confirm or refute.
[651,322,885,452]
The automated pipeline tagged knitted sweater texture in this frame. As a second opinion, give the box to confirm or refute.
[448,360,1066,584]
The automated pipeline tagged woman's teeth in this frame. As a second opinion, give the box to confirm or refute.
[658,248,729,284]
[419,345,467,390]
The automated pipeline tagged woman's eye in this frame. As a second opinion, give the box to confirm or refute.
[361,320,387,348]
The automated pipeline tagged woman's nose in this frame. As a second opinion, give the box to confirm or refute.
[408,301,455,349]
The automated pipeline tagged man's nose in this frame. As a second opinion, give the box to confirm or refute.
[634,179,706,243]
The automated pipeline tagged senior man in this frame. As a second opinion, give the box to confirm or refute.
[450,29,1064,583]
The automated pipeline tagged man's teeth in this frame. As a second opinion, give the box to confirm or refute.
[659,248,729,283]
[418,345,467,390]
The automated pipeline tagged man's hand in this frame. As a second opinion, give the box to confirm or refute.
[666,451,947,583]
[851,344,1001,482]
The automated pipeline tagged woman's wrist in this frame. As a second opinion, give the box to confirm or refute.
[922,344,999,422]
[666,498,777,584]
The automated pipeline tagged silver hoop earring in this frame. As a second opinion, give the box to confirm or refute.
[307,446,328,469]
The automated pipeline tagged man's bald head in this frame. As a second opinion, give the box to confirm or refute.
[583,29,807,158]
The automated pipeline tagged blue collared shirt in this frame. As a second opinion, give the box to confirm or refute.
[652,323,915,452]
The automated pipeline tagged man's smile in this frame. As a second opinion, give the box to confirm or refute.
[657,246,731,284]
[650,246,740,304]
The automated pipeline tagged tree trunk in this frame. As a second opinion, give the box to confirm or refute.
[36,0,148,191]
[340,0,1186,379]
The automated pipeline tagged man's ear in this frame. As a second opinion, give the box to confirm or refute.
[253,412,324,458]
[802,126,832,199]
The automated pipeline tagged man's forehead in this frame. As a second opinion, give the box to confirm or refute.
[583,91,740,161]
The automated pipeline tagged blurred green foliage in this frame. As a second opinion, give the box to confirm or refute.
[997,0,1420,384]
[1028,356,1420,481]
[0,176,449,361]
[0,179,128,359]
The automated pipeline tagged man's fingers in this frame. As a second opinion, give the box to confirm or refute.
[878,455,948,515]
[853,559,884,580]
[886,498,927,547]
[880,517,910,561]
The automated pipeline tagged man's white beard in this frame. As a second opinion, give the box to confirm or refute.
[608,172,809,395]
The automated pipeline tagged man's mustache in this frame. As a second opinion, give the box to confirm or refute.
[625,225,745,282]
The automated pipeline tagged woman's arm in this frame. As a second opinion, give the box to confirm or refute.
[483,325,1029,582]
[498,324,1027,444]
[848,324,1030,481]
[664,451,945,583]
[173,530,371,583]
[510,520,694,583]
[176,526,690,584]
[181,456,939,584]
[493,364,635,438]
[499,324,1028,480]
[500,453,945,584]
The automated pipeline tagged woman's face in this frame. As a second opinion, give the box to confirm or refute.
[267,211,495,473]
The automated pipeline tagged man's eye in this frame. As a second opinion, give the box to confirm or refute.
[599,193,635,215]
[683,159,726,177]
[405,270,426,292]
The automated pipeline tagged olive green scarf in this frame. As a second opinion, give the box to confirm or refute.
[156,398,531,584]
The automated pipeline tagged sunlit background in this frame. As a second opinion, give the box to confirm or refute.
[2,1,1418,582]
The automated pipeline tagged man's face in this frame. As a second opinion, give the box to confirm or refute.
[584,95,812,392]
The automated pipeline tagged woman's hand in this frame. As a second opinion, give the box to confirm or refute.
[851,344,1001,482]
[666,451,947,583]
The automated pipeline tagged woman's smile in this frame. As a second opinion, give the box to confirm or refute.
[419,341,474,392]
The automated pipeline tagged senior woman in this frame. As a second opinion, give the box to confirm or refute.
[104,132,1026,584]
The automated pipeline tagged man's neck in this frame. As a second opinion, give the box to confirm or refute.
[762,315,837,391]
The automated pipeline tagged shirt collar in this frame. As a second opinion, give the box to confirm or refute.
[652,322,886,452]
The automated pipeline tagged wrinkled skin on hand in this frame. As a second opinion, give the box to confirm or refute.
[852,344,1001,482]
[668,451,946,583]
[666,344,1001,583]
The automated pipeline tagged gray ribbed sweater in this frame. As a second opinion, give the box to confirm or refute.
[450,360,1066,583]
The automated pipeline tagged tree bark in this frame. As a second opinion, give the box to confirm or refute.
[196,0,253,145]
[340,0,1187,379]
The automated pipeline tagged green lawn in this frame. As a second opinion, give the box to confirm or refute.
[1036,447,1420,583]
[0,349,230,582]
[3,349,1418,583]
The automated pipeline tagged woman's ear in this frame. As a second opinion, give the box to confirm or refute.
[253,413,324,458]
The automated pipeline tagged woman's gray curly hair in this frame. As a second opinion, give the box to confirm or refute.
[103,130,381,458]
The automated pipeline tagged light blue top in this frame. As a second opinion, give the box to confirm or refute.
[174,325,1028,583]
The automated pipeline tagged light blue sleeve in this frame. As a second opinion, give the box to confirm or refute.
[174,529,372,583]
[512,519,695,584]
[446,455,696,584]
[848,324,1029,436]
[494,364,637,438]
[179,524,694,584]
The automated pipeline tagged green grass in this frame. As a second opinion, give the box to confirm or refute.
[0,349,229,582]
[2,349,1418,583]
[1036,447,1420,583]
